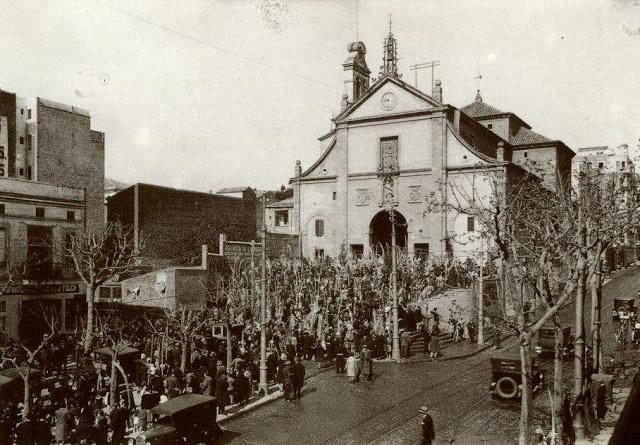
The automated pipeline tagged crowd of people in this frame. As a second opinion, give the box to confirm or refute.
[0,254,483,444]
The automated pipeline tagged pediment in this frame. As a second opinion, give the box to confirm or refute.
[335,76,441,123]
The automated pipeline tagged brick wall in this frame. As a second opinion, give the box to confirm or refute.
[36,101,104,230]
[108,184,257,264]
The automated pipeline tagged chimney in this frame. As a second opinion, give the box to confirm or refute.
[295,160,302,177]
[433,79,443,103]
[497,141,505,161]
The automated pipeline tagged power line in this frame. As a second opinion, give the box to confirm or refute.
[92,0,341,91]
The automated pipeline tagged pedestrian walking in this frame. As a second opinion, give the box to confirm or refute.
[429,332,440,359]
[346,352,358,383]
[420,406,435,445]
[361,344,373,381]
[200,369,214,396]
[110,400,129,445]
[54,403,70,445]
[292,356,306,399]
[400,330,411,359]
[216,372,229,415]
[283,361,292,401]
[421,324,431,355]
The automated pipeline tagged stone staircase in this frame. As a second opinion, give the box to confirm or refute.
[409,330,455,354]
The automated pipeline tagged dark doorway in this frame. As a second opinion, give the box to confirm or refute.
[369,210,407,254]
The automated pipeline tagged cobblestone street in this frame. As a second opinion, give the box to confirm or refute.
[221,267,640,444]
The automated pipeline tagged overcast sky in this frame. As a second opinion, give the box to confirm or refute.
[2,0,639,192]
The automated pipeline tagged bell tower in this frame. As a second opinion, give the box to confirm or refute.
[342,41,370,104]
[380,14,399,79]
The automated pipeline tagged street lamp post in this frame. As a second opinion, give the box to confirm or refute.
[389,207,400,361]
[258,198,269,395]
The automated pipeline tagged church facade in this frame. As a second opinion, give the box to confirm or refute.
[291,28,573,259]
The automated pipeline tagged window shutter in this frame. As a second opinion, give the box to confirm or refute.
[467,216,475,232]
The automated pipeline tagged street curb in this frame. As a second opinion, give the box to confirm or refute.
[218,364,335,425]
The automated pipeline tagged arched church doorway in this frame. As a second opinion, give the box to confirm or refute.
[369,210,407,254]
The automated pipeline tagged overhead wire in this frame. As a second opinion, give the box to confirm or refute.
[92,0,341,92]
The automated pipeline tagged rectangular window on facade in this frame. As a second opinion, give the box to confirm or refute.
[622,161,626,168]
[274,210,289,227]
[0,204,4,215]
[27,135,32,150]
[488,124,493,129]
[26,166,32,180]
[524,152,528,158]
[332,192,337,200]
[19,136,24,145]
[350,244,363,258]
[67,211,75,221]
[0,316,5,334]
[598,162,604,169]
[19,168,24,176]
[315,219,324,237]
[414,243,429,259]
[0,301,6,312]
[35,207,45,218]
[315,248,325,259]
[467,216,475,232]
[0,228,6,265]
[379,136,399,173]
[27,109,32,119]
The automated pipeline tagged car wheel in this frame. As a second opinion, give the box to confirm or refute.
[496,376,518,399]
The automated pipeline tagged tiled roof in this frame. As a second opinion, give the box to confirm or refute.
[217,186,251,193]
[265,197,294,208]
[511,127,552,146]
[460,101,505,118]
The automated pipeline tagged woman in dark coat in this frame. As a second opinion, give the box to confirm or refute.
[215,372,229,415]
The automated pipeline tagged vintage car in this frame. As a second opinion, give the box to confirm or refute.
[133,394,221,445]
[612,297,637,321]
[535,325,574,359]
[490,356,543,400]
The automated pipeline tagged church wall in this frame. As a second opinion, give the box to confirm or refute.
[346,118,434,174]
[299,179,339,257]
[345,82,433,121]
[476,116,510,141]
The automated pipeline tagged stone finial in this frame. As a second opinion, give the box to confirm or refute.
[475,89,483,102]
[295,160,302,177]
[433,79,443,103]
[341,93,349,112]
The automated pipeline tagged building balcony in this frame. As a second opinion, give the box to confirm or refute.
[23,261,78,281]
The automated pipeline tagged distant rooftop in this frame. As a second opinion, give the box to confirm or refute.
[105,178,129,191]
[217,186,252,194]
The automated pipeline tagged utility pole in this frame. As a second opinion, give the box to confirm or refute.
[409,61,440,91]
[477,249,484,345]
[258,196,269,396]
[390,209,400,361]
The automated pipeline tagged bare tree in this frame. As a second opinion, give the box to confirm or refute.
[67,222,145,351]
[151,304,210,373]
[0,303,62,420]
[92,310,142,408]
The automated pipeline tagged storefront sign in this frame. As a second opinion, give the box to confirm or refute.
[2,283,81,295]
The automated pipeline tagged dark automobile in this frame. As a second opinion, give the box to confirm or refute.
[490,357,543,400]
[612,297,637,321]
[535,325,574,359]
[133,394,221,445]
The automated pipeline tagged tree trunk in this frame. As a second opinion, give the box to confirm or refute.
[553,312,564,444]
[519,336,533,445]
[22,374,30,421]
[180,339,188,374]
[84,284,95,352]
[226,324,233,370]
[110,353,118,408]
[573,252,587,439]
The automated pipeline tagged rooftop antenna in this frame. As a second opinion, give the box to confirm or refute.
[475,72,483,90]
[409,61,440,91]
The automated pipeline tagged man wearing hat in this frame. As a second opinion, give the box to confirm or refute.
[282,361,292,402]
[420,406,435,445]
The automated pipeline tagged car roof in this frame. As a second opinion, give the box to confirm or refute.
[150,394,215,416]
[614,297,636,302]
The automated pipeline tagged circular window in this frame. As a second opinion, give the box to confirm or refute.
[321,168,328,175]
